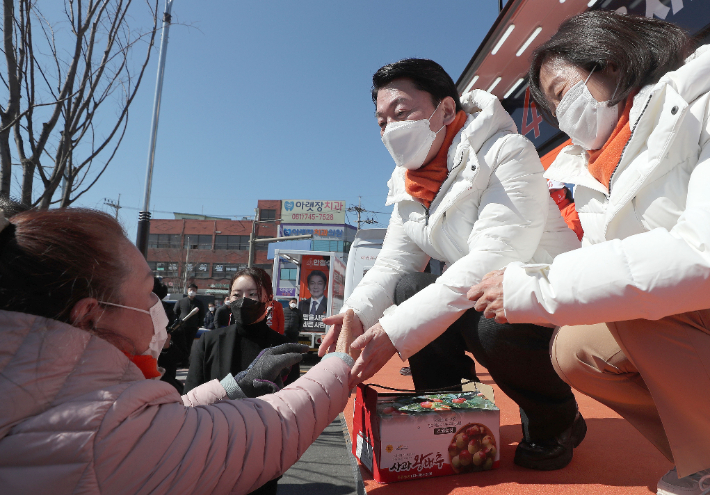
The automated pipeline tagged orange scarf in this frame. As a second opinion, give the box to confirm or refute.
[587,93,637,188]
[405,110,468,208]
[122,351,162,379]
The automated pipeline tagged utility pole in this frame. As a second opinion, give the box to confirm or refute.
[104,194,121,219]
[182,243,190,295]
[247,208,259,268]
[136,0,175,257]
[248,208,312,268]
[347,196,377,230]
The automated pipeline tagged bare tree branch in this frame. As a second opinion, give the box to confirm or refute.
[1,0,160,206]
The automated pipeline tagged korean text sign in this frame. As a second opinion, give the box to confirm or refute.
[281,200,345,224]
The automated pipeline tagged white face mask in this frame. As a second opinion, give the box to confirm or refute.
[381,103,444,170]
[556,68,620,151]
[100,296,169,359]
[187,290,196,297]
[289,302,297,309]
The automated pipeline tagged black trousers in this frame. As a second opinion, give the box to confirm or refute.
[396,272,578,441]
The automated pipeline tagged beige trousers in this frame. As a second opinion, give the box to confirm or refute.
[551,310,710,478]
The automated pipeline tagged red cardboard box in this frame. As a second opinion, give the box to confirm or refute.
[352,384,500,483]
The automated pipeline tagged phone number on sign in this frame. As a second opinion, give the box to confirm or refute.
[289,213,335,221]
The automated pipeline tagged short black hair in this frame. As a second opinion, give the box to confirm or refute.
[307,270,327,286]
[290,298,297,303]
[188,283,198,290]
[529,11,694,123]
[372,58,463,112]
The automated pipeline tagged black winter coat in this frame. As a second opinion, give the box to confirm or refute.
[283,306,304,342]
[183,319,299,393]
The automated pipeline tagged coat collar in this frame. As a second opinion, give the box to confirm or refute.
[545,45,710,194]
[385,90,518,206]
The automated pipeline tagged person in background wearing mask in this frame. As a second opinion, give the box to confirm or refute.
[204,302,216,329]
[185,267,298,495]
[470,11,710,494]
[173,282,205,364]
[284,297,304,343]
[215,295,232,328]
[320,58,583,470]
[154,277,184,393]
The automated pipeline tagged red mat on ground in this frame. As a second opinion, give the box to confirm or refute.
[342,354,671,495]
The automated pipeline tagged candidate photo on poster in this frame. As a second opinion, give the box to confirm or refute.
[299,269,328,317]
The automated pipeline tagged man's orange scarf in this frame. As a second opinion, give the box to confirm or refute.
[405,110,467,208]
[587,93,637,188]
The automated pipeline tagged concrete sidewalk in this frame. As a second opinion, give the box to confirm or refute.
[278,414,363,495]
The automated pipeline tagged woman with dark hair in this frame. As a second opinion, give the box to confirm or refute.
[184,267,298,495]
[470,11,710,494]
[0,206,357,495]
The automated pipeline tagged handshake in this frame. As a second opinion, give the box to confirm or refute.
[235,309,360,398]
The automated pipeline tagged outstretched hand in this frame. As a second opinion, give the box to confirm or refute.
[334,309,361,361]
[319,312,364,357]
[349,322,397,388]
[467,269,508,324]
[236,343,309,398]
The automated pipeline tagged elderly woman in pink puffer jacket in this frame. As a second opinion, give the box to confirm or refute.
[0,204,357,495]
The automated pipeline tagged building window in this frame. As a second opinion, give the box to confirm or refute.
[280,268,297,281]
[149,261,179,277]
[260,209,276,221]
[184,234,213,250]
[213,263,246,279]
[194,262,210,278]
[148,234,181,249]
[313,240,347,252]
[215,235,250,250]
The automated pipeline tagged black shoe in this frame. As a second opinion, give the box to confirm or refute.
[513,412,587,471]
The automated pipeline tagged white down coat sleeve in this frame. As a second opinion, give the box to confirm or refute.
[340,205,431,331]
[503,136,710,326]
[380,135,548,360]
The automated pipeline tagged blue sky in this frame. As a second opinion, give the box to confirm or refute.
[72,1,500,240]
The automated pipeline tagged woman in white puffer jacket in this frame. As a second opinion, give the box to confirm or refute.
[321,59,582,471]
[470,11,710,495]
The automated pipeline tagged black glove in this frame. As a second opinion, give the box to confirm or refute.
[235,343,309,398]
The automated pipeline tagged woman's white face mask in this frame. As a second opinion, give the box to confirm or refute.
[381,103,444,170]
[556,68,620,151]
[100,295,169,359]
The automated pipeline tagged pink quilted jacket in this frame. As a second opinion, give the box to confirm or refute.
[0,310,352,494]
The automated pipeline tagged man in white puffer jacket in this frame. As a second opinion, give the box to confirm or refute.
[320,59,581,470]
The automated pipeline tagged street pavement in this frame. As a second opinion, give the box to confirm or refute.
[176,353,364,495]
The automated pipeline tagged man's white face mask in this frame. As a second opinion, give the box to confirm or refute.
[556,67,620,151]
[381,102,444,170]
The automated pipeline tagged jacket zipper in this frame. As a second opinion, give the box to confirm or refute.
[608,96,652,196]
[423,150,468,226]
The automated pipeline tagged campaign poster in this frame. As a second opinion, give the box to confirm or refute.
[299,255,330,331]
